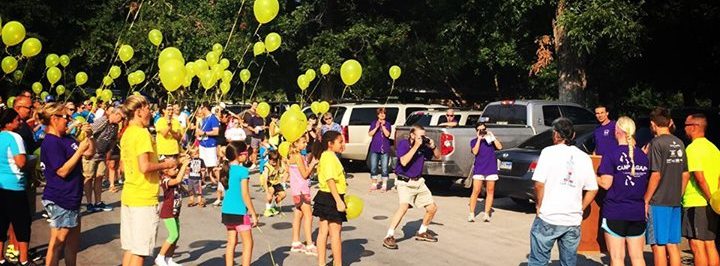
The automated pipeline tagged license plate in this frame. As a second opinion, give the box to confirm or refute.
[499,161,512,170]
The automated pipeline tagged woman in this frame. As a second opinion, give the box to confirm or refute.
[597,116,649,266]
[0,109,33,266]
[119,95,178,266]
[367,108,392,191]
[320,112,342,138]
[155,105,182,158]
[39,103,94,266]
[468,122,502,222]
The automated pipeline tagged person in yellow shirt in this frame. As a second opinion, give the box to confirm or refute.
[119,95,178,266]
[312,131,347,266]
[155,105,182,157]
[682,113,720,266]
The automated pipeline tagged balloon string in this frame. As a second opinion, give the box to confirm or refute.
[247,56,268,101]
[385,79,395,104]
[339,85,350,102]
[17,58,31,84]
[224,0,248,50]
[104,0,144,77]
[230,24,262,79]
[254,226,277,266]
[306,76,323,102]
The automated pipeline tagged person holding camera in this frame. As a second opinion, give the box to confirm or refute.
[468,122,503,223]
[383,124,441,250]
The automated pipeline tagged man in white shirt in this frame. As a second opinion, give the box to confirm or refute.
[528,118,598,266]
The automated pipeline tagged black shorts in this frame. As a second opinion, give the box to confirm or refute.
[682,206,718,241]
[0,189,32,242]
[267,183,284,194]
[312,191,346,223]
[601,218,646,238]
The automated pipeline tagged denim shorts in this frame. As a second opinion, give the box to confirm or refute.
[43,200,80,228]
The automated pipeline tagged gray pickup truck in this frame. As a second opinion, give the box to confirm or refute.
[391,100,597,186]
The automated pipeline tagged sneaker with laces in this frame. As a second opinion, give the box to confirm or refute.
[86,203,97,213]
[166,257,182,266]
[415,232,438,242]
[380,184,387,192]
[383,236,398,249]
[468,214,475,223]
[154,256,169,266]
[18,261,38,266]
[95,202,113,212]
[290,243,305,253]
[304,244,318,256]
[483,212,491,222]
[272,206,281,215]
[212,199,222,206]
[264,209,275,217]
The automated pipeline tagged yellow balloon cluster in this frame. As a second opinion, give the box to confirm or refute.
[158,47,187,92]
[280,108,308,142]
[128,70,146,86]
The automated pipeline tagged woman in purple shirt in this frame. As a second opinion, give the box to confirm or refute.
[596,116,649,266]
[368,108,392,191]
[468,122,503,223]
[39,103,93,266]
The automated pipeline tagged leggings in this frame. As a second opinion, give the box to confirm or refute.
[163,218,180,244]
[0,189,31,242]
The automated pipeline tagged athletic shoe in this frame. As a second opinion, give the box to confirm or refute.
[290,243,305,253]
[41,211,49,219]
[415,232,438,242]
[304,244,318,256]
[18,261,38,266]
[380,184,387,192]
[166,258,182,266]
[95,202,113,212]
[383,236,398,249]
[154,256,168,266]
[264,209,275,217]
[212,199,222,206]
[468,214,475,223]
[482,212,491,222]
[86,203,98,213]
[369,183,378,191]
[271,206,281,215]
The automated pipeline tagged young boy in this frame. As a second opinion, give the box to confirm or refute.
[262,151,287,217]
[187,148,207,207]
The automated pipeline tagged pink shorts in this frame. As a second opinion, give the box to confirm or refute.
[292,194,312,209]
[223,214,252,232]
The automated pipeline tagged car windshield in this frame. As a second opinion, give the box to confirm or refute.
[482,104,527,125]
[405,112,432,126]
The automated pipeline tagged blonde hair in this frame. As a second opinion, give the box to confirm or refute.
[616,116,637,176]
[289,136,306,156]
[39,102,66,125]
[121,95,149,121]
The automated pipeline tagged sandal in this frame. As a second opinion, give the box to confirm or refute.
[188,203,197,207]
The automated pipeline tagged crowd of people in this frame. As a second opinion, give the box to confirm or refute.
[1,90,720,266]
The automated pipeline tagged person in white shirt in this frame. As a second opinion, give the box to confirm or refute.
[528,118,598,266]
[94,101,106,120]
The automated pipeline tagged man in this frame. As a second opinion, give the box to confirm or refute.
[593,105,617,156]
[94,100,106,120]
[383,124,441,250]
[528,118,598,266]
[82,107,124,212]
[644,107,689,266]
[242,102,264,166]
[12,96,37,154]
[195,104,221,205]
[682,113,720,266]
[438,108,458,127]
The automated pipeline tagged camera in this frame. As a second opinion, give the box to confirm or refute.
[478,129,487,135]
[422,136,431,146]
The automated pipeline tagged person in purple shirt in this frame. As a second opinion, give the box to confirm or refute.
[594,105,618,156]
[468,122,503,223]
[383,125,441,250]
[367,107,392,192]
[596,116,649,266]
[39,102,94,266]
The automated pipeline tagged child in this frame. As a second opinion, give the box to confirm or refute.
[313,131,348,266]
[262,151,287,217]
[187,148,207,207]
[288,136,319,255]
[221,142,258,266]
[155,156,190,266]
[257,138,271,174]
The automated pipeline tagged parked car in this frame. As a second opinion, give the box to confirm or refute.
[392,100,597,187]
[404,110,484,127]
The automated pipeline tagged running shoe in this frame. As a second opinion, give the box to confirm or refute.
[86,203,98,213]
[212,199,222,206]
[468,214,475,223]
[383,237,398,249]
[264,209,275,217]
[482,212,491,222]
[95,202,113,212]
[290,243,305,253]
[154,256,168,266]
[415,232,438,242]
[166,258,182,266]
[304,244,318,256]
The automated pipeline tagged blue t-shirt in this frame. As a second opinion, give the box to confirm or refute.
[222,164,250,215]
[597,144,649,221]
[0,131,27,191]
[41,133,84,210]
[199,115,220,147]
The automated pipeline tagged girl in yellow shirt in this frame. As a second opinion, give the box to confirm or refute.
[312,131,347,266]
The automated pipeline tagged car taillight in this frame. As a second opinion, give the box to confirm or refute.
[440,133,454,156]
[528,161,538,172]
[500,100,516,105]
[342,125,349,143]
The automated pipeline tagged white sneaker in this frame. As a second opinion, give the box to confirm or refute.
[482,212,491,222]
[166,258,182,266]
[212,199,222,206]
[154,256,168,266]
[467,214,475,223]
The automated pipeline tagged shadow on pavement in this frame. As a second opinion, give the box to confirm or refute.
[488,198,536,214]
[341,238,372,265]
[176,240,225,264]
[517,254,603,266]
[253,245,290,266]
[79,223,120,252]
[396,219,440,243]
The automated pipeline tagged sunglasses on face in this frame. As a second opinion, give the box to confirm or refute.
[53,114,70,120]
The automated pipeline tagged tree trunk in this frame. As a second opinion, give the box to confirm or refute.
[554,0,593,106]
[319,0,338,101]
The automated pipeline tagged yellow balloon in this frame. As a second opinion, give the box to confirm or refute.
[389,65,402,80]
[194,59,209,72]
[297,75,309,90]
[158,47,184,67]
[56,85,66,96]
[12,70,23,82]
[712,190,720,214]
[109,65,122,79]
[95,88,103,97]
[159,59,186,92]
[257,102,271,118]
[310,101,320,114]
[1,56,18,74]
[340,59,362,86]
[59,55,70,67]
[290,104,301,112]
[90,96,97,103]
[206,51,219,67]
[305,69,316,81]
[279,109,308,142]
[7,97,16,108]
[320,63,331,75]
[219,58,230,70]
[222,70,233,83]
[40,91,49,101]
[101,89,113,102]
[46,67,62,85]
[134,70,146,84]
[45,54,59,68]
[183,75,193,88]
[220,81,231,95]
[103,75,113,86]
[1,21,26,47]
[127,72,137,86]
[32,82,43,94]
[21,38,42,58]
[75,72,88,86]
[264,32,282,53]
[212,64,224,81]
[198,70,215,90]
[240,69,251,83]
[253,0,280,24]
[118,45,134,63]
[278,142,290,158]
[148,29,163,46]
[185,62,196,78]
[345,195,364,219]
[319,101,330,114]
[253,42,266,56]
[213,43,223,54]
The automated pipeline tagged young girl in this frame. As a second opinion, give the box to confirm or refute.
[468,122,503,222]
[155,156,190,266]
[262,150,287,217]
[288,136,319,255]
[221,142,258,266]
[313,131,347,266]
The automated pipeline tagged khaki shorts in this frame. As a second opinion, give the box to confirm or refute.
[121,205,159,256]
[396,177,434,208]
[82,159,107,179]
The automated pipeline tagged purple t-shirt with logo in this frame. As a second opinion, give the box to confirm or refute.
[594,120,618,156]
[470,137,498,176]
[597,144,649,221]
[41,134,84,210]
[369,120,391,154]
[394,139,432,178]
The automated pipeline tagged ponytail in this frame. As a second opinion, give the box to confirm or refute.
[321,131,342,152]
[617,116,637,176]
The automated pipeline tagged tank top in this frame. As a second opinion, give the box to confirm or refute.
[289,162,310,196]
